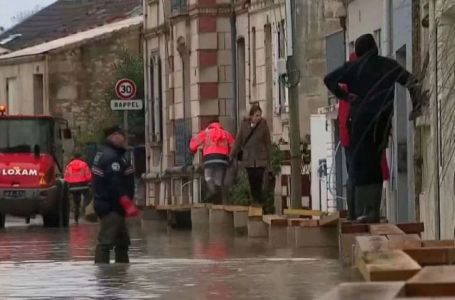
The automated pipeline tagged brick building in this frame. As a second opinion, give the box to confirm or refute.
[143,0,345,209]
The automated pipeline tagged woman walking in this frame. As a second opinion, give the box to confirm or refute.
[231,104,272,205]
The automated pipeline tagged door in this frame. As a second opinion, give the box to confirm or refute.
[6,78,17,114]
[325,30,346,210]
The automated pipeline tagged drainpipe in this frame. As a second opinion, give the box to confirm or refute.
[429,0,441,239]
[247,4,251,104]
[230,0,238,132]
[143,3,150,172]
[383,0,393,57]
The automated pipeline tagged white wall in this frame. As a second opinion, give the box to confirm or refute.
[310,114,336,212]
[0,60,46,115]
[347,0,385,54]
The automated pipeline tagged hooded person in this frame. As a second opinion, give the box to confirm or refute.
[64,152,92,223]
[338,52,391,221]
[324,33,423,223]
[189,119,235,203]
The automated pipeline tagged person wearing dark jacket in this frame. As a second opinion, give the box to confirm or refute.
[92,125,135,264]
[230,104,272,205]
[324,33,423,223]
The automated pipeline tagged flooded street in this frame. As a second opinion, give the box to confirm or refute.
[0,217,359,299]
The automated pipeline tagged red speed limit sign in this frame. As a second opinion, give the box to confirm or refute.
[115,79,137,100]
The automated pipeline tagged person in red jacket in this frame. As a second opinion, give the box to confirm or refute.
[190,119,235,203]
[64,153,92,223]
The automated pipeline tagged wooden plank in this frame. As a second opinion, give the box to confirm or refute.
[300,219,319,227]
[211,205,225,210]
[422,240,455,247]
[357,250,421,281]
[387,234,422,250]
[283,208,322,217]
[287,218,308,226]
[406,266,455,297]
[396,222,424,235]
[224,205,249,212]
[319,212,341,227]
[248,206,263,217]
[404,247,455,266]
[156,204,192,211]
[341,223,369,234]
[262,215,288,226]
[320,282,405,300]
[369,224,405,235]
[191,203,207,208]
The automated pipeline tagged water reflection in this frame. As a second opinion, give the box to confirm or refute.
[0,218,360,299]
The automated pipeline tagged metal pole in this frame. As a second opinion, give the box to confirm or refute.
[124,111,129,138]
[286,0,302,209]
[429,0,440,239]
[230,0,238,132]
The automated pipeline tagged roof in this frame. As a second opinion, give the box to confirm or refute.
[0,0,142,51]
[0,47,9,55]
[0,16,142,61]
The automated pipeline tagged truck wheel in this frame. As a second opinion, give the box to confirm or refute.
[43,181,70,228]
[0,213,5,229]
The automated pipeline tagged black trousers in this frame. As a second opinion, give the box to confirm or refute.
[71,190,90,222]
[246,167,265,204]
[95,212,130,263]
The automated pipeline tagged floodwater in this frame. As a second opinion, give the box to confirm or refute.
[0,216,360,299]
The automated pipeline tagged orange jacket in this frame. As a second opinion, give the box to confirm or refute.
[189,123,234,157]
[64,159,92,184]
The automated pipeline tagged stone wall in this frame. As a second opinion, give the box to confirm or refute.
[48,27,142,148]
[295,0,345,136]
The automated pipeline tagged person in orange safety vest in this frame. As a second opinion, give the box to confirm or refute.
[189,119,235,203]
[64,153,92,223]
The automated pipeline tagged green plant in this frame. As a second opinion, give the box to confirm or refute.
[229,143,282,212]
[270,143,283,175]
[229,168,252,206]
[103,50,145,145]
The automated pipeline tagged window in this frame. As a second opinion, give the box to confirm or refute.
[171,0,187,13]
[175,118,192,166]
[149,55,163,143]
[0,119,52,154]
[251,27,256,86]
[278,20,286,59]
[277,21,288,113]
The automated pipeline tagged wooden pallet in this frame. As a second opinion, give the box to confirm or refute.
[406,266,455,297]
[283,208,322,217]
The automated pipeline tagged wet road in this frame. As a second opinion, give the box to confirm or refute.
[0,216,360,299]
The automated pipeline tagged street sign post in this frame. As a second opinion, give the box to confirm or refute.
[111,79,143,135]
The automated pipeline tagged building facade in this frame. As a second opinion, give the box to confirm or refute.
[0,17,143,155]
[143,0,344,209]
[416,0,455,239]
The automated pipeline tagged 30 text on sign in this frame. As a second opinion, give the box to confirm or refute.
[115,79,137,100]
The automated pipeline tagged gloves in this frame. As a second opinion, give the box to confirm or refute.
[119,195,139,218]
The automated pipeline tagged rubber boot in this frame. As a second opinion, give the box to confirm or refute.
[114,247,129,263]
[94,245,110,264]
